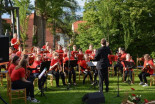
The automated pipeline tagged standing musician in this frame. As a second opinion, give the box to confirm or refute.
[79,54,93,84]
[77,48,84,63]
[48,52,66,87]
[11,59,40,103]
[56,45,64,64]
[85,44,93,56]
[71,45,78,58]
[138,54,155,87]
[63,47,68,59]
[121,54,134,83]
[114,48,127,76]
[94,38,111,92]
[11,33,19,51]
[8,55,20,77]
[63,52,76,85]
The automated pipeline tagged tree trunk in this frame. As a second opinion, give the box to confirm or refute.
[53,19,56,49]
[33,2,46,48]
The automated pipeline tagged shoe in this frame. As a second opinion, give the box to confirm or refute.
[27,96,31,101]
[139,82,144,85]
[56,85,60,87]
[143,83,148,87]
[105,88,109,92]
[31,98,40,103]
[73,83,77,86]
[63,83,67,86]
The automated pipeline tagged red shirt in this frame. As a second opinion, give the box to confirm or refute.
[71,51,78,58]
[108,55,116,65]
[16,51,22,57]
[8,64,16,77]
[90,53,95,60]
[79,60,90,72]
[120,53,127,61]
[32,61,41,73]
[11,38,19,50]
[121,59,135,71]
[42,45,46,49]
[56,50,64,61]
[63,57,75,64]
[143,60,154,75]
[85,49,93,56]
[11,67,25,81]
[78,53,84,61]
[63,53,67,58]
[50,58,61,71]
[46,53,53,60]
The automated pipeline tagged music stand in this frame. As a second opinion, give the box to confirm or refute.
[123,61,135,85]
[36,61,51,97]
[64,60,77,90]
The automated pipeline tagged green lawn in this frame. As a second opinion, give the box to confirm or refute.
[0,70,155,104]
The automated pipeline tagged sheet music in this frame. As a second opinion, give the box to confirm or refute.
[87,62,97,67]
[38,68,47,79]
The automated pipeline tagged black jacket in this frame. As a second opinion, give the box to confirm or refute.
[94,46,111,70]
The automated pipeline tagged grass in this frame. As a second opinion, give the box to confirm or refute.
[0,69,155,104]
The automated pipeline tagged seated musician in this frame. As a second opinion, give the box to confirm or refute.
[16,46,22,57]
[8,55,20,77]
[11,59,40,103]
[114,48,127,76]
[85,44,93,57]
[63,52,76,85]
[56,45,64,64]
[138,54,155,87]
[31,55,47,90]
[11,33,19,51]
[71,45,78,59]
[42,41,49,50]
[48,52,66,87]
[90,49,96,60]
[121,54,134,83]
[79,54,93,84]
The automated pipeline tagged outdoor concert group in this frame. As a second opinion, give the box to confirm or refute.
[1,33,154,103]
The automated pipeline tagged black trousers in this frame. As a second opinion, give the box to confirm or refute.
[33,73,47,89]
[92,67,98,83]
[48,70,65,86]
[124,70,132,81]
[98,67,109,92]
[12,80,34,98]
[114,63,123,75]
[83,71,93,84]
[138,72,150,83]
[65,67,76,83]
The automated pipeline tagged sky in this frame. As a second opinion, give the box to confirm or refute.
[2,0,85,18]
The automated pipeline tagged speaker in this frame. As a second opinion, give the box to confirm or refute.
[82,92,105,104]
[0,35,9,63]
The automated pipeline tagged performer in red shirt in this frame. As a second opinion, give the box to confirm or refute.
[71,45,78,58]
[11,33,19,50]
[48,52,66,87]
[90,49,96,60]
[63,47,68,59]
[16,46,22,57]
[8,56,20,76]
[56,45,64,63]
[139,54,155,87]
[114,48,127,76]
[77,48,84,64]
[79,54,93,84]
[121,54,135,83]
[46,49,53,61]
[42,41,49,50]
[85,44,93,56]
[11,59,40,103]
[63,52,76,85]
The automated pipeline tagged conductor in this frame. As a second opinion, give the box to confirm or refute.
[94,38,111,92]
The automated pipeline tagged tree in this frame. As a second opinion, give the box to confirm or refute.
[13,0,32,49]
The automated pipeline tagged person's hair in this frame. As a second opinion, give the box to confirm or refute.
[23,54,28,60]
[12,55,20,65]
[100,38,106,45]
[73,45,76,47]
[15,59,28,70]
[79,48,82,51]
[121,48,125,52]
[144,54,151,60]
